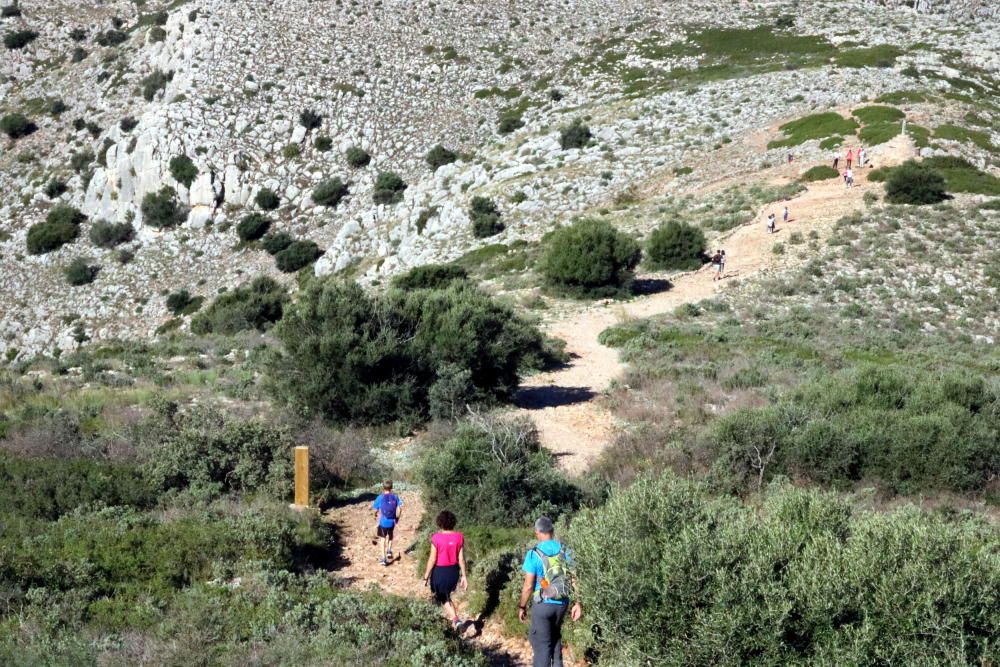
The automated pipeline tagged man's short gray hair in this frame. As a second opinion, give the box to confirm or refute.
[534,516,555,534]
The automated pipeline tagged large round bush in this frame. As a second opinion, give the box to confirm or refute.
[26,205,86,254]
[645,220,706,271]
[274,240,323,273]
[141,186,186,229]
[1,112,34,139]
[539,218,641,296]
[311,178,349,207]
[190,276,288,335]
[884,160,947,205]
[236,213,271,242]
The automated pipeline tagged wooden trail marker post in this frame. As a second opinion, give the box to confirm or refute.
[292,446,310,509]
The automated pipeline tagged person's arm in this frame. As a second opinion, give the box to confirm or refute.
[517,572,535,622]
[395,500,402,525]
[458,545,468,590]
[423,543,438,585]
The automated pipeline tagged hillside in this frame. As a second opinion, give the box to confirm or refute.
[1,0,999,665]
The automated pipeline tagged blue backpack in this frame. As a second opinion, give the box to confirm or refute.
[379,493,399,523]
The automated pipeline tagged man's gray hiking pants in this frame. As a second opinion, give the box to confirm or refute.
[529,602,568,667]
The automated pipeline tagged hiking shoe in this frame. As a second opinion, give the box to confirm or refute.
[386,549,393,560]
[379,558,388,567]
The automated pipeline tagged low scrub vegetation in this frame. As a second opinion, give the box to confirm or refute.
[539,218,641,297]
[169,155,198,187]
[190,276,287,335]
[469,196,504,238]
[89,220,134,248]
[26,205,85,254]
[255,187,281,211]
[425,144,458,170]
[142,186,186,228]
[884,160,947,205]
[274,240,323,272]
[372,171,407,205]
[165,289,203,316]
[767,112,858,149]
[559,119,592,150]
[269,278,546,425]
[64,258,99,286]
[345,146,370,168]
[236,213,271,242]
[392,264,469,291]
[800,165,839,182]
[645,220,705,271]
[570,475,998,665]
[312,177,349,207]
[0,112,34,139]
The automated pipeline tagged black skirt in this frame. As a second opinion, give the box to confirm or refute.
[430,564,460,604]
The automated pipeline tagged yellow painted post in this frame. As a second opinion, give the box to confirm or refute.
[293,446,309,508]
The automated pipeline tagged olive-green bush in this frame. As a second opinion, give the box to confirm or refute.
[425,144,457,170]
[190,276,287,335]
[392,264,469,290]
[165,289,203,316]
[89,220,134,248]
[372,171,407,205]
[469,196,504,238]
[418,417,580,527]
[236,213,271,242]
[141,186,186,229]
[64,257,99,286]
[274,240,323,273]
[559,119,592,150]
[345,145,370,167]
[0,112,34,138]
[169,155,198,187]
[26,205,85,254]
[884,160,947,205]
[710,366,999,494]
[539,218,641,297]
[255,187,281,211]
[269,278,545,425]
[261,231,294,255]
[569,474,999,666]
[311,178,348,207]
[645,220,706,271]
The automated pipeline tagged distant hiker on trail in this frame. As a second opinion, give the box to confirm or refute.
[858,146,867,169]
[845,168,854,188]
[833,150,841,170]
[719,249,726,278]
[372,480,402,566]
[423,510,468,630]
[766,213,776,234]
[710,250,723,281]
[519,516,582,667]
[783,206,790,224]
[846,148,854,169]
[786,151,794,164]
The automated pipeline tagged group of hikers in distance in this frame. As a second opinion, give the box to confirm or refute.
[372,480,582,667]
[834,146,867,188]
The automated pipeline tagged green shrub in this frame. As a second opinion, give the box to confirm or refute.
[119,116,138,132]
[141,186,186,228]
[261,231,294,255]
[140,69,171,101]
[169,155,198,187]
[274,240,323,273]
[4,29,38,50]
[282,143,301,159]
[710,366,999,494]
[559,119,592,150]
[236,213,271,242]
[372,171,407,205]
[43,179,67,199]
[851,105,905,124]
[345,145,370,167]
[923,156,1000,195]
[299,109,322,130]
[569,475,999,666]
[64,258,99,286]
[800,165,840,182]
[0,457,155,521]
[1,5,21,18]
[70,149,94,172]
[539,218,641,297]
[89,220,134,248]
[95,28,128,46]
[190,276,287,335]
[425,144,457,170]
[392,264,469,290]
[469,196,504,238]
[767,112,858,149]
[645,220,705,271]
[148,26,166,43]
[269,279,545,425]
[26,205,85,254]
[314,135,333,152]
[858,121,902,146]
[884,160,947,205]
[418,417,580,526]
[255,187,280,211]
[0,112,34,138]
[165,289,203,316]
[497,112,524,134]
[834,44,902,68]
[311,178,348,207]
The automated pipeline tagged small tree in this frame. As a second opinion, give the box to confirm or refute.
[119,116,139,132]
[425,144,457,170]
[166,289,203,316]
[4,29,38,50]
[645,220,706,271]
[345,146,370,168]
[372,171,406,205]
[274,240,323,272]
[64,258,99,286]
[169,155,198,187]
[539,218,641,296]
[469,196,504,238]
[312,178,349,207]
[141,186,185,229]
[44,179,68,199]
[255,187,280,211]
[70,150,95,173]
[261,232,294,255]
[26,205,85,254]
[140,69,171,101]
[1,113,34,139]
[89,220,134,248]
[884,160,947,205]
[299,109,322,130]
[560,119,593,150]
[236,213,271,242]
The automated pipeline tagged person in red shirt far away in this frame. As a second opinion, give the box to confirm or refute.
[423,510,469,630]
[846,148,854,169]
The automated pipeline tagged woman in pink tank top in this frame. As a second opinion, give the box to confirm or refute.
[422,510,468,628]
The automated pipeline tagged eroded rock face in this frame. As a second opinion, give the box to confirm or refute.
[0,0,997,356]
[866,0,999,19]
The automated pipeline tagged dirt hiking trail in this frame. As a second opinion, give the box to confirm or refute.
[516,133,918,474]
[323,134,916,667]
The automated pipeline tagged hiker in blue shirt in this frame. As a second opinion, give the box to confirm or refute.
[371,480,402,566]
[518,516,583,667]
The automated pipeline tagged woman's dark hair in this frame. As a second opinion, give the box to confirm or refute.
[436,510,457,530]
